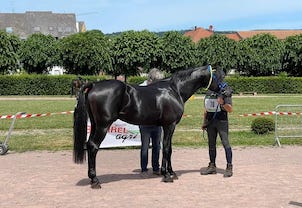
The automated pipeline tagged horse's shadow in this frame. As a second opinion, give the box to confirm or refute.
[76,169,143,186]
[76,167,225,186]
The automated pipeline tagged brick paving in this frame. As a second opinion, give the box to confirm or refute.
[0,146,301,208]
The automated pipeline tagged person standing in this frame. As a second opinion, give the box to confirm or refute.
[201,86,233,177]
[139,68,164,178]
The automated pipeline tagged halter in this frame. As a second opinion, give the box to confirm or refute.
[206,65,228,93]
[205,65,213,90]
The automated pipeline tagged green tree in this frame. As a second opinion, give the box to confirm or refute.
[237,34,284,76]
[110,30,163,78]
[161,31,196,73]
[19,33,59,74]
[283,34,302,76]
[196,34,237,72]
[59,30,112,75]
[0,30,21,74]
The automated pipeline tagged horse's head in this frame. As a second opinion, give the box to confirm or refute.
[207,65,232,97]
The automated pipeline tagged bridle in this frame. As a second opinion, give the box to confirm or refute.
[205,65,214,90]
[205,65,228,93]
[202,65,230,139]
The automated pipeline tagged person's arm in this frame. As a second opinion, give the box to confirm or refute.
[221,103,233,113]
[202,110,208,130]
[217,96,233,113]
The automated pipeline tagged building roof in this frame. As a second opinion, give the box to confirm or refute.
[0,11,85,39]
[237,30,302,40]
[184,27,213,43]
[224,32,242,41]
[184,26,302,42]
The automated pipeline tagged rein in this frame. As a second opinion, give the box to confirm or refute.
[201,103,219,140]
[202,65,213,140]
[205,65,213,90]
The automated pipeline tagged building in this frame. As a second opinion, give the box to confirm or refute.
[232,30,302,40]
[184,26,214,42]
[184,26,302,43]
[0,11,86,39]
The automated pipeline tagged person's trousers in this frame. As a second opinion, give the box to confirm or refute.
[206,119,232,164]
[139,126,162,172]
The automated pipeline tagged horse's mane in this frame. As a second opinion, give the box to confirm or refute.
[171,68,195,82]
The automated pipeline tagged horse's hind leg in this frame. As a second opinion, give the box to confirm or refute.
[87,126,107,189]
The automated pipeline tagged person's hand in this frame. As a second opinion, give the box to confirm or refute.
[202,123,207,130]
[217,96,224,105]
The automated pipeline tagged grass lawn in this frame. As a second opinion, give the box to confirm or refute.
[1,94,302,152]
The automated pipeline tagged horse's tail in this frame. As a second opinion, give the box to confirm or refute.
[73,83,92,164]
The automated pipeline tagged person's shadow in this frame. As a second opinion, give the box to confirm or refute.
[289,201,302,207]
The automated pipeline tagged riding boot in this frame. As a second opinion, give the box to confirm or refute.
[224,163,233,177]
[201,162,217,175]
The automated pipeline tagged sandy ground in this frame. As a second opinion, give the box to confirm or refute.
[0,146,302,208]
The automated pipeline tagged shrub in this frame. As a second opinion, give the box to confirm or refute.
[251,117,275,134]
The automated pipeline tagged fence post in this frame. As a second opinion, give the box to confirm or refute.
[274,105,302,147]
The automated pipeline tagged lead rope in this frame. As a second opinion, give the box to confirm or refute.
[202,129,207,140]
[201,103,219,140]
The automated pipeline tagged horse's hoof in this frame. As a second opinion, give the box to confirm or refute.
[91,182,101,189]
[162,175,174,183]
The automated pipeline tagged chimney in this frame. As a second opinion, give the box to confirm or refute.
[209,25,214,32]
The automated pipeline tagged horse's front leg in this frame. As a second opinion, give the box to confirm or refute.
[161,124,177,182]
[167,144,178,180]
[87,127,106,189]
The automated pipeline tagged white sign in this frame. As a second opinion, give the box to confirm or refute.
[87,119,141,148]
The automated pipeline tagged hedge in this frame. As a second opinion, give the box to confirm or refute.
[226,76,302,94]
[0,75,301,96]
[0,75,106,96]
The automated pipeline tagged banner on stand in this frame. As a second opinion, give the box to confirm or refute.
[87,119,141,148]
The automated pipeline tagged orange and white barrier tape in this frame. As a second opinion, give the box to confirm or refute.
[2,110,299,120]
[0,111,74,119]
[1,111,192,119]
[240,111,301,117]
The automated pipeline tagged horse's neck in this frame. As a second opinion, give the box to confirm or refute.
[177,75,209,102]
[179,82,199,102]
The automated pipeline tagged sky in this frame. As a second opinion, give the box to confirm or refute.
[1,0,302,34]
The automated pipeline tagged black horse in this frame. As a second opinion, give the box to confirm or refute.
[73,65,225,188]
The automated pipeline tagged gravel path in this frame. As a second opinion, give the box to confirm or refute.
[0,146,302,208]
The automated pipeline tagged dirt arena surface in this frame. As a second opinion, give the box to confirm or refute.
[0,146,301,208]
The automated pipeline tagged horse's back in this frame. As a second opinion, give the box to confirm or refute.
[120,82,184,126]
[92,79,125,90]
[87,80,127,123]
[88,79,126,101]
[86,79,184,126]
